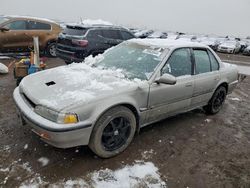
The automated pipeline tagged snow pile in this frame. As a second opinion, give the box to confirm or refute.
[35,60,144,108]
[0,62,8,74]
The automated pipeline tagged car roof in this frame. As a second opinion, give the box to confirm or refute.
[3,15,58,24]
[128,38,207,49]
[66,23,129,30]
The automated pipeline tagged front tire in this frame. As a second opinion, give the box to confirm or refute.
[46,42,57,57]
[89,106,136,158]
[203,86,227,114]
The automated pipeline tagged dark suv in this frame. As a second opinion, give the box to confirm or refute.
[56,24,135,64]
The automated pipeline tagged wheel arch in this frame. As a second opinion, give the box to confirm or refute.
[93,103,141,134]
[217,82,228,94]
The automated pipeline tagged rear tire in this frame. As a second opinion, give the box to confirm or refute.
[203,86,227,114]
[89,106,136,158]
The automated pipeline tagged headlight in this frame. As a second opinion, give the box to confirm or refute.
[57,113,78,124]
[34,105,78,124]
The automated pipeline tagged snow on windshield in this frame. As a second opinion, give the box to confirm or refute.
[94,42,166,80]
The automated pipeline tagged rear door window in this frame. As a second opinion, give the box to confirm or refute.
[102,29,122,40]
[87,29,103,38]
[120,30,134,40]
[27,21,51,30]
[5,20,27,30]
[208,50,219,71]
[193,49,211,74]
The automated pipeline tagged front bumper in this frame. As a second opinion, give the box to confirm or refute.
[13,87,93,148]
[217,48,235,54]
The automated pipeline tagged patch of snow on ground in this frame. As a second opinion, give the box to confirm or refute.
[229,97,241,101]
[20,176,44,188]
[37,157,49,167]
[205,119,212,123]
[19,161,166,188]
[142,149,155,159]
[24,144,28,150]
[92,161,166,188]
[0,167,10,172]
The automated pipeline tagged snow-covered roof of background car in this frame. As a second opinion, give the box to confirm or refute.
[4,15,58,24]
[128,39,207,48]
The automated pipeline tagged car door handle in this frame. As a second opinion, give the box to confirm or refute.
[185,82,193,87]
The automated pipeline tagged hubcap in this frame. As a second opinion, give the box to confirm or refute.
[49,44,56,57]
[102,117,131,151]
[213,90,225,110]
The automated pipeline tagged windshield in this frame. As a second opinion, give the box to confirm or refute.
[95,42,166,80]
[62,25,87,36]
[0,17,9,25]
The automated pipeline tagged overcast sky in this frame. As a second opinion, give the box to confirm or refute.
[1,0,250,37]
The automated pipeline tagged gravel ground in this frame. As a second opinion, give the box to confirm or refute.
[0,55,249,187]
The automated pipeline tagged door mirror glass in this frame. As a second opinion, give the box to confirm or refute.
[155,74,177,85]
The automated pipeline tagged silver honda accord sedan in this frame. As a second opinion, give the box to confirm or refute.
[14,39,238,158]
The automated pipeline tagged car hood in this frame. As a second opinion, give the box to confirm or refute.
[20,63,146,111]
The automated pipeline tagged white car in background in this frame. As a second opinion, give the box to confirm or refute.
[147,31,168,39]
[177,34,197,42]
[243,46,250,56]
[217,40,241,54]
[197,37,220,51]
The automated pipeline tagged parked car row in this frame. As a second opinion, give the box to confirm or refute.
[1,15,250,60]
[131,28,250,55]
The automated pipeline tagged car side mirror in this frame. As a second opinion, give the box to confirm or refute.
[155,74,177,85]
[0,27,9,32]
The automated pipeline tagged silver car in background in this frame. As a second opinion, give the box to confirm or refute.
[14,39,238,158]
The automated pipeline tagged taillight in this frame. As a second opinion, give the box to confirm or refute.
[72,39,88,47]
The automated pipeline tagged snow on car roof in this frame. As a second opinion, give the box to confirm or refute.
[66,20,128,30]
[129,38,206,49]
[4,15,58,24]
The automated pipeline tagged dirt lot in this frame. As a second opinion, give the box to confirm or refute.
[0,55,250,187]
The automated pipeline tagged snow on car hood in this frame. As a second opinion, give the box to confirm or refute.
[20,63,145,111]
